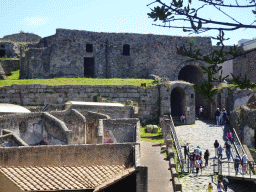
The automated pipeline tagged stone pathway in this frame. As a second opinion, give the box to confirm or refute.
[140,140,174,192]
[174,120,256,192]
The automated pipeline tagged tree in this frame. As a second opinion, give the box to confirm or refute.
[147,0,256,102]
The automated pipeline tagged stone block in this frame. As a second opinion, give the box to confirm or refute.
[146,125,153,133]
[152,125,158,133]
[6,89,15,94]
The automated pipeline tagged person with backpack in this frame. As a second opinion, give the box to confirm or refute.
[204,149,210,166]
[195,159,200,176]
[234,155,241,175]
[222,175,229,192]
[214,140,220,158]
[224,138,231,161]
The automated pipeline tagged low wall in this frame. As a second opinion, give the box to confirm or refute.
[50,108,86,144]
[0,143,135,167]
[102,118,140,143]
[0,84,159,120]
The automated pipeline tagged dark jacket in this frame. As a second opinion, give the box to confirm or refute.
[215,110,220,116]
[214,141,219,148]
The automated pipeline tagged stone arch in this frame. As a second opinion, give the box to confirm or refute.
[178,64,203,86]
[171,87,186,117]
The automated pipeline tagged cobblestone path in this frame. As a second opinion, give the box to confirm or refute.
[174,120,256,192]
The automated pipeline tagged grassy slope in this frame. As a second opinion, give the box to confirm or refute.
[140,127,164,144]
[1,70,155,87]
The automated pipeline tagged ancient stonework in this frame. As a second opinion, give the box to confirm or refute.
[20,28,212,79]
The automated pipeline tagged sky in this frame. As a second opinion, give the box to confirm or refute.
[0,0,255,45]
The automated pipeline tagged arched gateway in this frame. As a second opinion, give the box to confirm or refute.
[178,64,204,116]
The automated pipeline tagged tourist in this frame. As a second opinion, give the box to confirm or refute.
[195,159,200,176]
[215,108,221,125]
[180,114,185,124]
[214,140,220,158]
[208,183,213,192]
[222,175,229,192]
[198,156,203,174]
[199,106,204,119]
[224,138,231,161]
[189,150,196,173]
[234,155,240,175]
[217,180,224,192]
[242,154,248,175]
[223,109,228,125]
[183,143,189,161]
[220,108,224,125]
[227,130,232,142]
[204,149,210,166]
[218,145,223,159]
[195,146,201,160]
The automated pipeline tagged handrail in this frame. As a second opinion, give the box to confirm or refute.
[232,128,246,159]
[169,115,185,172]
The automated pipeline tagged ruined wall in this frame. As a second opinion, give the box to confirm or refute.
[20,29,212,79]
[0,143,135,167]
[0,33,41,43]
[0,42,21,58]
[102,118,140,143]
[0,59,20,75]
[0,84,159,121]
[50,108,86,144]
[0,112,70,146]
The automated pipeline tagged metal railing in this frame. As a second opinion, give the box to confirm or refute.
[169,115,186,172]
[232,128,246,160]
[218,160,256,179]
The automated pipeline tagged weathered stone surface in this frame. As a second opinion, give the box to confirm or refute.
[146,125,153,133]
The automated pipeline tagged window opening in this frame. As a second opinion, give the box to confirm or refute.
[86,44,93,52]
[123,44,130,55]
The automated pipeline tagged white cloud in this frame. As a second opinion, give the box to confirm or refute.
[24,17,48,26]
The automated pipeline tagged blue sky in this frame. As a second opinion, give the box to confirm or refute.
[0,0,255,45]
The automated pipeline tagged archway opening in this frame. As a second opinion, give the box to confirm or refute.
[178,65,204,117]
[171,87,185,117]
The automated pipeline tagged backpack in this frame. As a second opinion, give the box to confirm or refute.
[195,160,200,168]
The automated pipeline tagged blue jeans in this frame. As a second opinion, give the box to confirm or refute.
[226,149,231,160]
[216,116,220,125]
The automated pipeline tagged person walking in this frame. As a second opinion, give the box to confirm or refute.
[218,145,223,159]
[208,183,213,192]
[224,138,231,161]
[189,150,196,173]
[195,146,201,160]
[223,109,228,125]
[199,106,204,119]
[217,180,224,192]
[180,114,186,124]
[183,143,189,161]
[195,159,200,176]
[204,149,210,166]
[227,130,233,142]
[214,140,220,158]
[242,154,248,175]
[222,175,229,192]
[215,108,221,125]
[234,155,241,175]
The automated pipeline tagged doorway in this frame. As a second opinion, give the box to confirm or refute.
[0,50,5,57]
[84,57,94,78]
[171,87,185,117]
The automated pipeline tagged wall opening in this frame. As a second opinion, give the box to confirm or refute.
[0,50,5,57]
[86,44,93,52]
[0,45,4,48]
[178,64,203,117]
[171,87,185,117]
[123,44,130,55]
[84,57,95,78]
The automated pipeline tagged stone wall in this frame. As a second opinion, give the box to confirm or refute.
[102,118,140,143]
[0,59,20,75]
[20,28,212,79]
[0,143,135,167]
[233,47,256,83]
[0,33,41,43]
[0,112,71,145]
[0,84,159,121]
[50,108,86,144]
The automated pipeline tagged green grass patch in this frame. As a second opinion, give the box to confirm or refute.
[1,70,155,87]
[140,126,164,144]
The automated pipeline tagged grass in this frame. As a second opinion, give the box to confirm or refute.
[140,126,164,144]
[1,70,155,87]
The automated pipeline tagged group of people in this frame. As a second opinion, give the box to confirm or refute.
[215,108,228,125]
[184,144,210,176]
